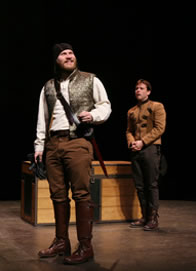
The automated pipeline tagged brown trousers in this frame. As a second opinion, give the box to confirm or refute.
[45,135,94,203]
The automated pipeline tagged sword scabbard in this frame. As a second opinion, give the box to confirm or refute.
[90,137,108,178]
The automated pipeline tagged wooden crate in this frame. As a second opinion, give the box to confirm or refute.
[21,161,141,226]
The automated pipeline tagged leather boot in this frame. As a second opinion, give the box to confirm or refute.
[64,201,94,265]
[129,217,146,228]
[38,201,71,258]
[129,205,147,228]
[143,209,159,231]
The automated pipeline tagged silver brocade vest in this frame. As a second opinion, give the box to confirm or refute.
[44,70,95,138]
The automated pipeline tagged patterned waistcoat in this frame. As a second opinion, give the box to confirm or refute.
[44,69,95,138]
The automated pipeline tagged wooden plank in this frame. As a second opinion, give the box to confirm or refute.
[92,161,131,166]
[37,198,53,209]
[37,180,49,189]
[70,199,75,209]
[37,196,76,209]
[92,161,132,176]
[100,178,135,187]
[70,208,76,222]
[37,189,50,198]
[31,183,35,224]
[37,188,77,200]
[93,165,132,176]
[101,206,142,221]
[101,178,137,198]
[101,195,140,206]
[37,208,76,224]
[101,186,136,197]
[37,209,55,224]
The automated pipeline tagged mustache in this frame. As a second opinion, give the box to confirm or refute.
[64,58,74,63]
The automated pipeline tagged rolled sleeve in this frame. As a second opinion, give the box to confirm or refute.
[34,87,49,152]
[90,77,112,124]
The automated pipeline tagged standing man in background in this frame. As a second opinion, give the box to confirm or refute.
[126,79,166,231]
[34,43,111,264]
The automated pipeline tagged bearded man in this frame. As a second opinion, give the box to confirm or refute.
[34,43,111,264]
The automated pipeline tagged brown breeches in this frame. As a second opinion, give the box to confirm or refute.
[45,135,94,203]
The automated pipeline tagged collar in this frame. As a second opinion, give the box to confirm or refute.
[59,68,78,82]
[68,68,78,81]
[138,98,149,106]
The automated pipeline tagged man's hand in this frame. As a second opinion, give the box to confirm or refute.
[78,111,93,123]
[34,151,43,163]
[131,140,144,151]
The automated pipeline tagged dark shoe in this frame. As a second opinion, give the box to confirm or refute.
[64,241,94,264]
[38,238,71,258]
[129,218,146,228]
[144,210,159,231]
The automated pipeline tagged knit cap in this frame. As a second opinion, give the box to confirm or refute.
[53,43,73,60]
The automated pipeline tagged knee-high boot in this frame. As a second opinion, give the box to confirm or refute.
[64,201,94,265]
[38,200,71,257]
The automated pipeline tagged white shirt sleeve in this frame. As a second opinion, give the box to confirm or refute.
[34,87,49,152]
[90,77,112,124]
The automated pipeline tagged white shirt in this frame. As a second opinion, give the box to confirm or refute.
[34,76,112,152]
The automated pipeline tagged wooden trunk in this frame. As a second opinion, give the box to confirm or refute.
[21,161,141,226]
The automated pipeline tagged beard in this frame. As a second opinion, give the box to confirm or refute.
[55,60,78,76]
[60,59,77,72]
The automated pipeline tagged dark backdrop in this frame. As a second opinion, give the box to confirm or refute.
[0,4,192,200]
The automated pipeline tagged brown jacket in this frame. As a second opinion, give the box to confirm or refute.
[126,99,166,147]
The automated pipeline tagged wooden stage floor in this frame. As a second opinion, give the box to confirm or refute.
[0,200,196,271]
